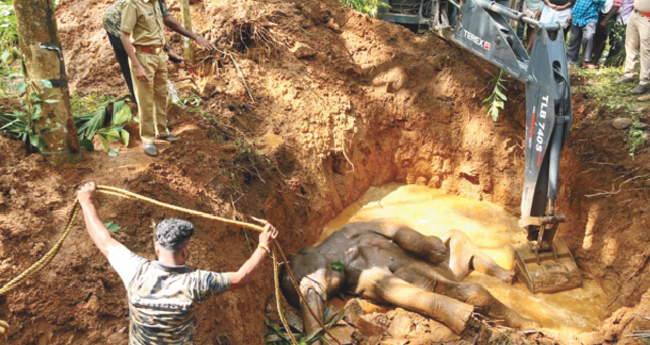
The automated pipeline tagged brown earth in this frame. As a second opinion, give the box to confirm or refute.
[2,0,650,343]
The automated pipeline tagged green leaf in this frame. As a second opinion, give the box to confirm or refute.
[99,128,121,142]
[83,107,107,140]
[31,104,42,120]
[108,148,119,157]
[31,92,43,103]
[104,221,121,233]
[121,129,130,147]
[99,136,110,152]
[0,118,20,131]
[44,99,60,104]
[79,138,94,151]
[40,79,53,88]
[112,100,132,125]
[29,135,45,149]
[331,261,345,272]
[642,337,649,345]
[8,73,23,79]
[15,82,27,93]
[1,49,9,64]
[495,87,507,100]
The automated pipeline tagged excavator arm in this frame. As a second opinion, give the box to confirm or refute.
[379,0,581,293]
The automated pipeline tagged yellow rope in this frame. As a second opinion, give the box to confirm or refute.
[0,185,341,345]
[273,252,300,345]
[0,202,80,295]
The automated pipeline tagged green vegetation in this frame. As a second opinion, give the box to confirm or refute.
[74,96,133,156]
[331,261,345,272]
[1,88,134,155]
[0,0,20,97]
[70,93,118,115]
[265,306,343,345]
[0,0,17,52]
[603,22,626,68]
[574,66,649,157]
[628,122,646,159]
[483,70,508,122]
[337,0,389,17]
[0,77,61,151]
[0,1,132,156]
[104,221,121,233]
[573,66,649,110]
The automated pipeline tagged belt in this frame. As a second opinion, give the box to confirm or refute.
[635,9,650,18]
[134,45,163,54]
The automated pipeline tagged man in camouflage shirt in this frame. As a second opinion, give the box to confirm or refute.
[78,182,278,344]
[103,0,215,101]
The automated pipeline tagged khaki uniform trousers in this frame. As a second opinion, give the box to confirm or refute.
[624,11,650,86]
[130,50,168,145]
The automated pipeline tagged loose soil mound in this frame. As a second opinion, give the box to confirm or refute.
[1,0,650,343]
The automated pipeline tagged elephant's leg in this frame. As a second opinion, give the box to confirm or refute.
[442,229,515,284]
[354,222,448,265]
[356,266,474,334]
[281,249,336,345]
[394,262,536,329]
[300,282,326,343]
[439,280,537,329]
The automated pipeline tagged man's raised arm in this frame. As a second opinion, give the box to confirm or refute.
[78,182,121,258]
[227,222,278,290]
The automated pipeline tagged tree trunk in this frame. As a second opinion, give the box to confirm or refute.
[13,0,80,166]
[180,0,195,64]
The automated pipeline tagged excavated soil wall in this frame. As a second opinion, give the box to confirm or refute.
[1,0,650,343]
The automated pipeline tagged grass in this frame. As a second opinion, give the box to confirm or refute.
[573,65,650,111]
[573,65,649,157]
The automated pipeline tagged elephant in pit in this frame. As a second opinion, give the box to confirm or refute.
[280,221,536,341]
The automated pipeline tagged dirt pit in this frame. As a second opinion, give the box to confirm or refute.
[2,0,650,342]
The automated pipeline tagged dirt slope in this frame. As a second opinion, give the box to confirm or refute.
[1,0,650,343]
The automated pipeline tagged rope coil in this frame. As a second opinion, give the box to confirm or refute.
[0,185,341,345]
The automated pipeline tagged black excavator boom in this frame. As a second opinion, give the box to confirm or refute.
[378,0,581,293]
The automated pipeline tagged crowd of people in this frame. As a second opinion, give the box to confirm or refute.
[518,0,648,95]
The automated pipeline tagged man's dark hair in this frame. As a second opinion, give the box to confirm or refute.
[155,218,195,251]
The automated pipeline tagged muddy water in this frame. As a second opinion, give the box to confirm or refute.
[321,183,606,334]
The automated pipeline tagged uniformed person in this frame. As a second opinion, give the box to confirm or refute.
[119,0,215,156]
[77,182,279,344]
[103,0,215,103]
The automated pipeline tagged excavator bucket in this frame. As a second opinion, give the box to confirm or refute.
[511,237,581,294]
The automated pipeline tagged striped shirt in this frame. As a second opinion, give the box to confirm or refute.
[103,0,170,37]
[107,245,230,345]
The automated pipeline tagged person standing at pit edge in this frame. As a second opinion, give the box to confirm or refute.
[118,0,212,156]
[77,182,279,344]
[567,0,606,68]
[615,0,650,95]
[103,0,216,104]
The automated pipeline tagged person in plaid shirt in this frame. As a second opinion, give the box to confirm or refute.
[567,0,606,67]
